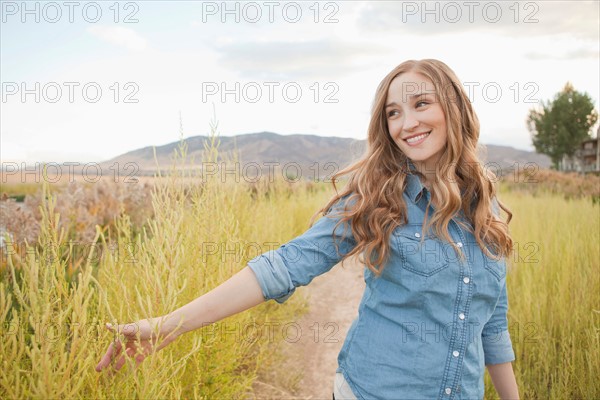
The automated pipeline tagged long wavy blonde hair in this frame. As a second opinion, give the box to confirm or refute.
[310,59,513,277]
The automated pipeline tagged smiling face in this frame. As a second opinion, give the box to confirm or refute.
[385,71,448,177]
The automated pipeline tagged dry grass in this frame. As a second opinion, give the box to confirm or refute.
[0,132,328,399]
[499,167,600,201]
[1,147,597,398]
[482,188,600,399]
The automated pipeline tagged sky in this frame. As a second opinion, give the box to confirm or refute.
[1,0,599,164]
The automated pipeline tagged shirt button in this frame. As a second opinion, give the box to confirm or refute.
[459,313,465,320]
[463,277,470,284]
[415,232,421,238]
[445,388,452,395]
[453,350,459,357]
[456,242,463,248]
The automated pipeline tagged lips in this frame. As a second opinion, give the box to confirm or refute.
[403,131,431,145]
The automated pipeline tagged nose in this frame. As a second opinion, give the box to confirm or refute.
[402,111,419,132]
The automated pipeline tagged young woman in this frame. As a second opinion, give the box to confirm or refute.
[96,59,520,400]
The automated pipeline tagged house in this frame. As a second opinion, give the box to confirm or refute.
[560,127,600,173]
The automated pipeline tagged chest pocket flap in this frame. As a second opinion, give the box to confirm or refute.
[393,224,451,277]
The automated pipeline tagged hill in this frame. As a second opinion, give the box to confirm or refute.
[99,131,551,179]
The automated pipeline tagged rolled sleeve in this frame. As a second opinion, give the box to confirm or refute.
[482,279,516,365]
[248,249,296,304]
[247,196,357,304]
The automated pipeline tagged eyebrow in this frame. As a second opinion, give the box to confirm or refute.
[385,93,429,108]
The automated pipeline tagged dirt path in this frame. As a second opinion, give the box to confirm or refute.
[252,256,365,399]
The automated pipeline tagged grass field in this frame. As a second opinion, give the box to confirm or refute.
[1,142,599,399]
[484,190,599,399]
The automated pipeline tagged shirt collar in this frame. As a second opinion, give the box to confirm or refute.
[404,160,428,204]
[404,162,471,210]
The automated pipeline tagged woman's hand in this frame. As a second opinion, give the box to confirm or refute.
[95,317,182,374]
[94,266,267,374]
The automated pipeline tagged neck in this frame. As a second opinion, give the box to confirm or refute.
[414,162,436,189]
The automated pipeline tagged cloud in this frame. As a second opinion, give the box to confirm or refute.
[87,26,148,51]
[525,48,600,61]
[211,39,388,80]
[356,1,599,40]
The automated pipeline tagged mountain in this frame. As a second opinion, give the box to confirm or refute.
[99,131,551,179]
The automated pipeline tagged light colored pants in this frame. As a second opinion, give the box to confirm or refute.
[333,372,358,399]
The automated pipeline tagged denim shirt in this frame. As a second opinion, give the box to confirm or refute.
[247,173,515,400]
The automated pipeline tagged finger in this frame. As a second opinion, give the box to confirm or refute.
[120,323,140,337]
[114,354,127,371]
[112,345,138,371]
[125,346,136,358]
[107,322,141,338]
[134,353,146,367]
[155,337,173,352]
[95,340,122,372]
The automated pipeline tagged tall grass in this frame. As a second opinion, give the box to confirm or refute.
[483,190,600,399]
[0,127,333,398]
[2,130,598,398]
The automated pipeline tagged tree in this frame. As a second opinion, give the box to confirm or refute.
[527,82,598,169]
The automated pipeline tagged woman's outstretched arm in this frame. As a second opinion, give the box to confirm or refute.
[96,196,356,373]
[95,266,265,372]
[162,266,265,334]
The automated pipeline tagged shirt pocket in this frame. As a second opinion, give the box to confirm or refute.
[483,254,507,281]
[393,224,450,277]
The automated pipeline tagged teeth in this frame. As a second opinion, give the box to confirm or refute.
[406,132,430,144]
